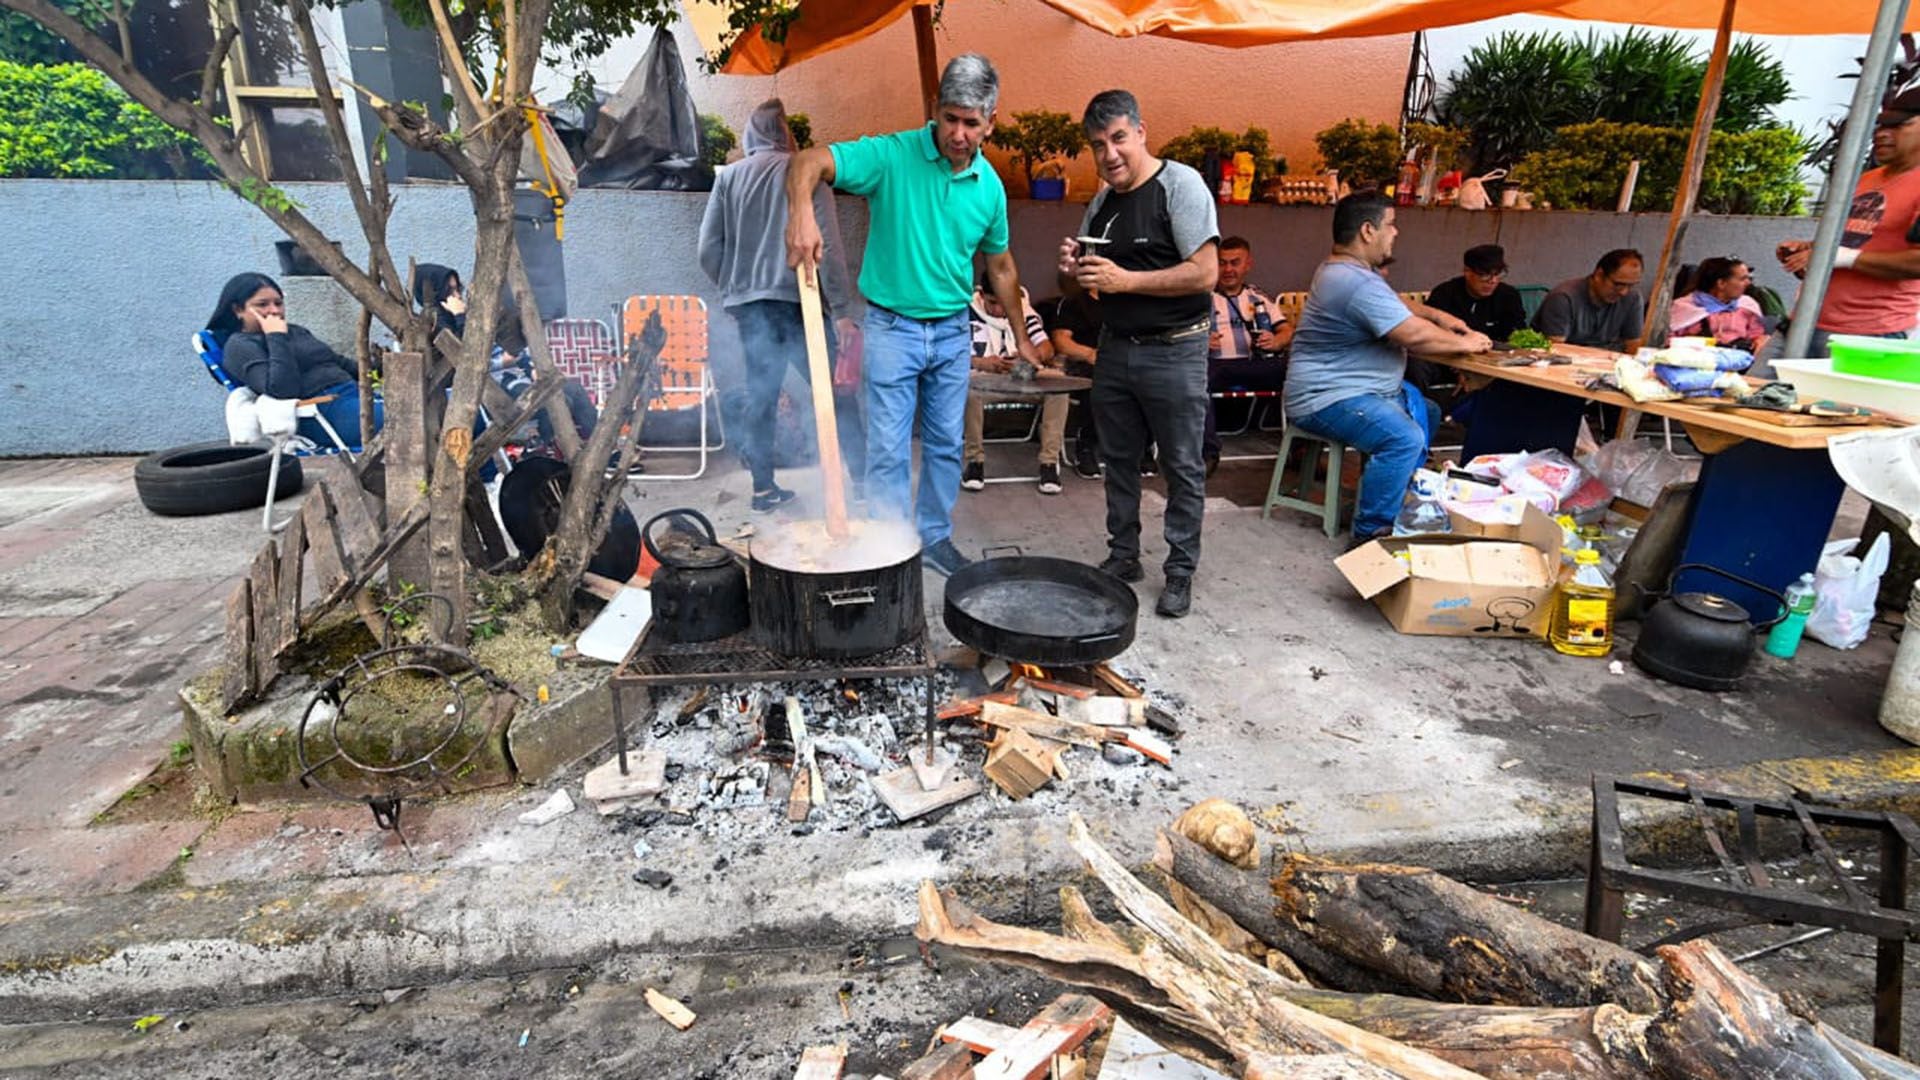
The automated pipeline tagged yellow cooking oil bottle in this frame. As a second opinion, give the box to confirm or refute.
[1549,548,1614,656]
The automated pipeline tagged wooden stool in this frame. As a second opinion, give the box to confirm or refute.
[1263,428,1353,539]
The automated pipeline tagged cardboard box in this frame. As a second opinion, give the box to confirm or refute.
[1334,503,1562,638]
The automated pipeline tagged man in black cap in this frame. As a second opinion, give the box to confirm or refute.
[1424,244,1528,342]
[1779,86,1920,354]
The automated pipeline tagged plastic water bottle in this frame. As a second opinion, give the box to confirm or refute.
[1763,573,1818,659]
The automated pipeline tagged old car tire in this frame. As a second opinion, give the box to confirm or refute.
[134,441,304,517]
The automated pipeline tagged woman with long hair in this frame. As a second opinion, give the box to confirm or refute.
[206,272,381,450]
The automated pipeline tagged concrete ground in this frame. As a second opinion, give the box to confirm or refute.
[1,439,1917,1069]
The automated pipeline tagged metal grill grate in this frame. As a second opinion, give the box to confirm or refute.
[614,626,933,686]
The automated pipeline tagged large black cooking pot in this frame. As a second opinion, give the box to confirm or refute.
[641,509,749,643]
[750,519,924,659]
[1632,563,1786,692]
[944,547,1138,666]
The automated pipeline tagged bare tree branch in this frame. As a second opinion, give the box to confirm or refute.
[110,0,131,63]
[341,79,489,190]
[507,246,583,460]
[423,0,487,125]
[200,10,238,111]
[284,0,407,312]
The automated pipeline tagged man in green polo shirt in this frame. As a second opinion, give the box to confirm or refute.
[785,53,1040,576]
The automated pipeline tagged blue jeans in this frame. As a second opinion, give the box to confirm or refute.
[303,382,382,451]
[863,306,971,546]
[1290,387,1439,539]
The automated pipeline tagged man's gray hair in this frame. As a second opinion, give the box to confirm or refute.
[938,53,999,115]
[1082,90,1141,136]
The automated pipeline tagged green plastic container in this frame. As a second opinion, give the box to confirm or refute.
[1829,334,1920,384]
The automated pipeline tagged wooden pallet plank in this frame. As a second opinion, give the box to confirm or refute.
[302,486,352,599]
[940,1015,1022,1055]
[312,456,379,559]
[247,542,280,693]
[974,994,1110,1080]
[793,1044,846,1080]
[274,507,306,656]
[383,350,430,590]
[217,581,254,712]
[899,1041,975,1080]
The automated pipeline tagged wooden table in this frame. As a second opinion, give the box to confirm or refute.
[1423,344,1909,620]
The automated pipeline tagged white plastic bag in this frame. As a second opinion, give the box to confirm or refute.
[1457,168,1507,211]
[1807,534,1891,649]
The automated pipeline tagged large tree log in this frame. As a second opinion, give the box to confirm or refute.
[1278,990,1651,1080]
[1156,825,1662,1013]
[1643,941,1862,1080]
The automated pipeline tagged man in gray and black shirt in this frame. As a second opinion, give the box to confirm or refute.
[1057,89,1218,618]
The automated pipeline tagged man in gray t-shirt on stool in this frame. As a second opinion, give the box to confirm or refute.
[1057,90,1218,618]
[1286,194,1491,546]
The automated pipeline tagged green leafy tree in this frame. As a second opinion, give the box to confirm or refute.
[1509,120,1807,215]
[987,108,1082,186]
[1156,125,1283,188]
[699,111,736,168]
[0,60,208,177]
[786,110,812,149]
[1313,118,1400,191]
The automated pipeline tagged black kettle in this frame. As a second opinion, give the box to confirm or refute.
[641,510,750,643]
[1631,564,1786,692]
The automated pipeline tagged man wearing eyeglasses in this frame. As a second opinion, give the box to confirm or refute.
[1425,244,1527,342]
[1533,248,1646,354]
[1778,87,1920,355]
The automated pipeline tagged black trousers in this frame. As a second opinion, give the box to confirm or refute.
[1093,331,1209,577]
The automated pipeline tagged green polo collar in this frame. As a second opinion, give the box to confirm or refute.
[919,122,985,179]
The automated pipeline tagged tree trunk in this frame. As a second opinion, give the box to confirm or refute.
[1158,833,1663,1014]
[1278,991,1651,1080]
[1643,941,1863,1080]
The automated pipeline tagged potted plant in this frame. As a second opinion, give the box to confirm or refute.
[988,109,1084,200]
[1156,125,1284,199]
[1313,118,1402,193]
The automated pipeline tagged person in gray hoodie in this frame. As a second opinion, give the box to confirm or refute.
[699,98,865,513]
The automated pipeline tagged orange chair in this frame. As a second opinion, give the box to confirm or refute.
[619,294,725,480]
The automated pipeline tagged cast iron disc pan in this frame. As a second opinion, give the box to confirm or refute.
[943,555,1137,666]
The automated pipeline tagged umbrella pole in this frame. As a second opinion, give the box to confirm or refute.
[913,3,939,121]
[1642,0,1737,350]
[1784,0,1916,359]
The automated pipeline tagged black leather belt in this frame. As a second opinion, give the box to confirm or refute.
[1110,320,1211,345]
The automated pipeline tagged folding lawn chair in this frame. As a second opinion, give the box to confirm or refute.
[193,329,354,531]
[619,295,725,480]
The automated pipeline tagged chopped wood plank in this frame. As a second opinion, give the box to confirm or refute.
[247,542,280,693]
[979,701,1110,748]
[644,987,696,1030]
[218,581,255,712]
[1097,1017,1230,1079]
[973,994,1111,1080]
[897,1040,974,1080]
[1052,1056,1086,1080]
[301,486,352,598]
[274,506,306,656]
[1122,730,1173,766]
[579,572,625,602]
[984,729,1057,800]
[941,1015,1023,1054]
[1090,663,1143,699]
[312,456,379,557]
[1244,1055,1405,1080]
[1023,677,1094,700]
[788,766,812,823]
[582,750,666,807]
[870,767,981,823]
[793,1044,846,1080]
[937,690,1018,721]
[1064,696,1143,727]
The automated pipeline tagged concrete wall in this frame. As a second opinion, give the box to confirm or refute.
[0,177,1812,456]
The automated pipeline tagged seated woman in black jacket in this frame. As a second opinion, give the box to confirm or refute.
[207,272,382,450]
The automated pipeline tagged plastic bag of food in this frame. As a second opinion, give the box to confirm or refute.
[1502,448,1587,510]
[1807,535,1891,649]
[1614,357,1681,403]
[1462,452,1523,481]
[1583,439,1698,507]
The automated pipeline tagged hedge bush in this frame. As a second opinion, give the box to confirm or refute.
[1507,121,1806,215]
[0,60,208,178]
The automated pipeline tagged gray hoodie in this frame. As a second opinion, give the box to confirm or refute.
[698,99,861,318]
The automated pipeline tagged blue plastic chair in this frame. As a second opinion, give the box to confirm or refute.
[193,329,354,530]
